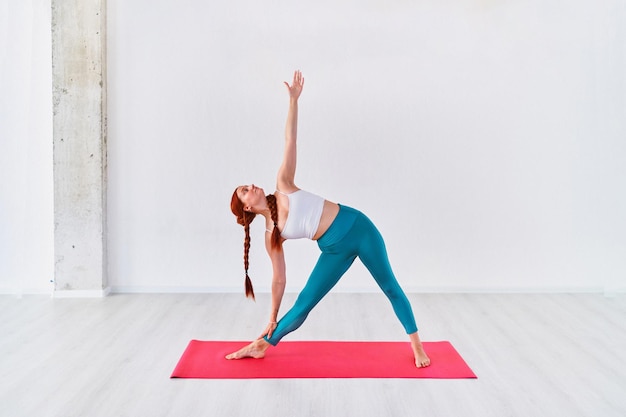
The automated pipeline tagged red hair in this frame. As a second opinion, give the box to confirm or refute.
[231,189,282,300]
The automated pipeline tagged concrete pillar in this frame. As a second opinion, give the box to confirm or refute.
[52,0,108,297]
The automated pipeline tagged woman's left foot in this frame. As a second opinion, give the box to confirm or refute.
[410,332,431,368]
[414,347,431,368]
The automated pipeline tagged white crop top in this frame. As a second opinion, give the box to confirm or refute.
[276,189,325,240]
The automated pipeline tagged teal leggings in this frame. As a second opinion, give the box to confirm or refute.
[265,205,418,346]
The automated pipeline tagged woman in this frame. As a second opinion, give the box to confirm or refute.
[227,71,430,368]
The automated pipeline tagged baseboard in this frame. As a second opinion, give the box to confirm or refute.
[604,286,626,297]
[53,287,111,298]
[109,285,618,295]
[110,286,239,294]
[403,285,609,294]
[0,289,51,297]
[5,285,620,297]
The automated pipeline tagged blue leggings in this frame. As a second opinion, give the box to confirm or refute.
[265,205,418,346]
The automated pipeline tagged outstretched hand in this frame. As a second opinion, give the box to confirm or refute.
[284,70,304,100]
[259,321,278,340]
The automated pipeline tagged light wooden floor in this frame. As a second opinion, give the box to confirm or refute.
[1,292,625,417]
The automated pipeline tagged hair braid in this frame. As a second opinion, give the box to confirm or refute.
[243,217,254,300]
[265,194,282,250]
[230,189,283,301]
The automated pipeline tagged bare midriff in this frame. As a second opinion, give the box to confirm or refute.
[312,200,340,240]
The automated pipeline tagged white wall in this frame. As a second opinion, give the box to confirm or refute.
[107,0,625,294]
[0,0,54,295]
[2,1,623,295]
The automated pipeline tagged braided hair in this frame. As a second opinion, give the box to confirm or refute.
[230,189,282,300]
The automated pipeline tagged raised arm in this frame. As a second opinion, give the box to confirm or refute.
[276,70,304,193]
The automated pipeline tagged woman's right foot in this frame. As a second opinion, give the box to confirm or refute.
[225,338,270,360]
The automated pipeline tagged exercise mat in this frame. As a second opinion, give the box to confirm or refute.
[171,340,476,379]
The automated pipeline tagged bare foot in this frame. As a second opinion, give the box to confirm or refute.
[414,347,431,368]
[225,338,270,360]
[410,332,431,368]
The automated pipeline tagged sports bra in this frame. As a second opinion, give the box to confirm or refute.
[274,189,325,240]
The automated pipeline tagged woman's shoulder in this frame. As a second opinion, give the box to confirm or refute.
[275,185,300,196]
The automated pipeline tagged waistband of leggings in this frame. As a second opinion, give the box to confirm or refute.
[316,204,360,248]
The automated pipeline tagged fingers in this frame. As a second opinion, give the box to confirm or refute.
[285,70,304,89]
[265,323,278,339]
[295,70,304,86]
[266,323,276,339]
[259,323,277,339]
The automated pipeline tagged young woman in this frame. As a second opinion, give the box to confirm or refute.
[227,71,430,368]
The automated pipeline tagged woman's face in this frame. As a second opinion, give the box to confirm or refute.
[237,184,265,212]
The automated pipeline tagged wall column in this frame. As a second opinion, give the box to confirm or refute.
[51,0,108,297]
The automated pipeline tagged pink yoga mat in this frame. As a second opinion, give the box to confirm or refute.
[171,340,476,379]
